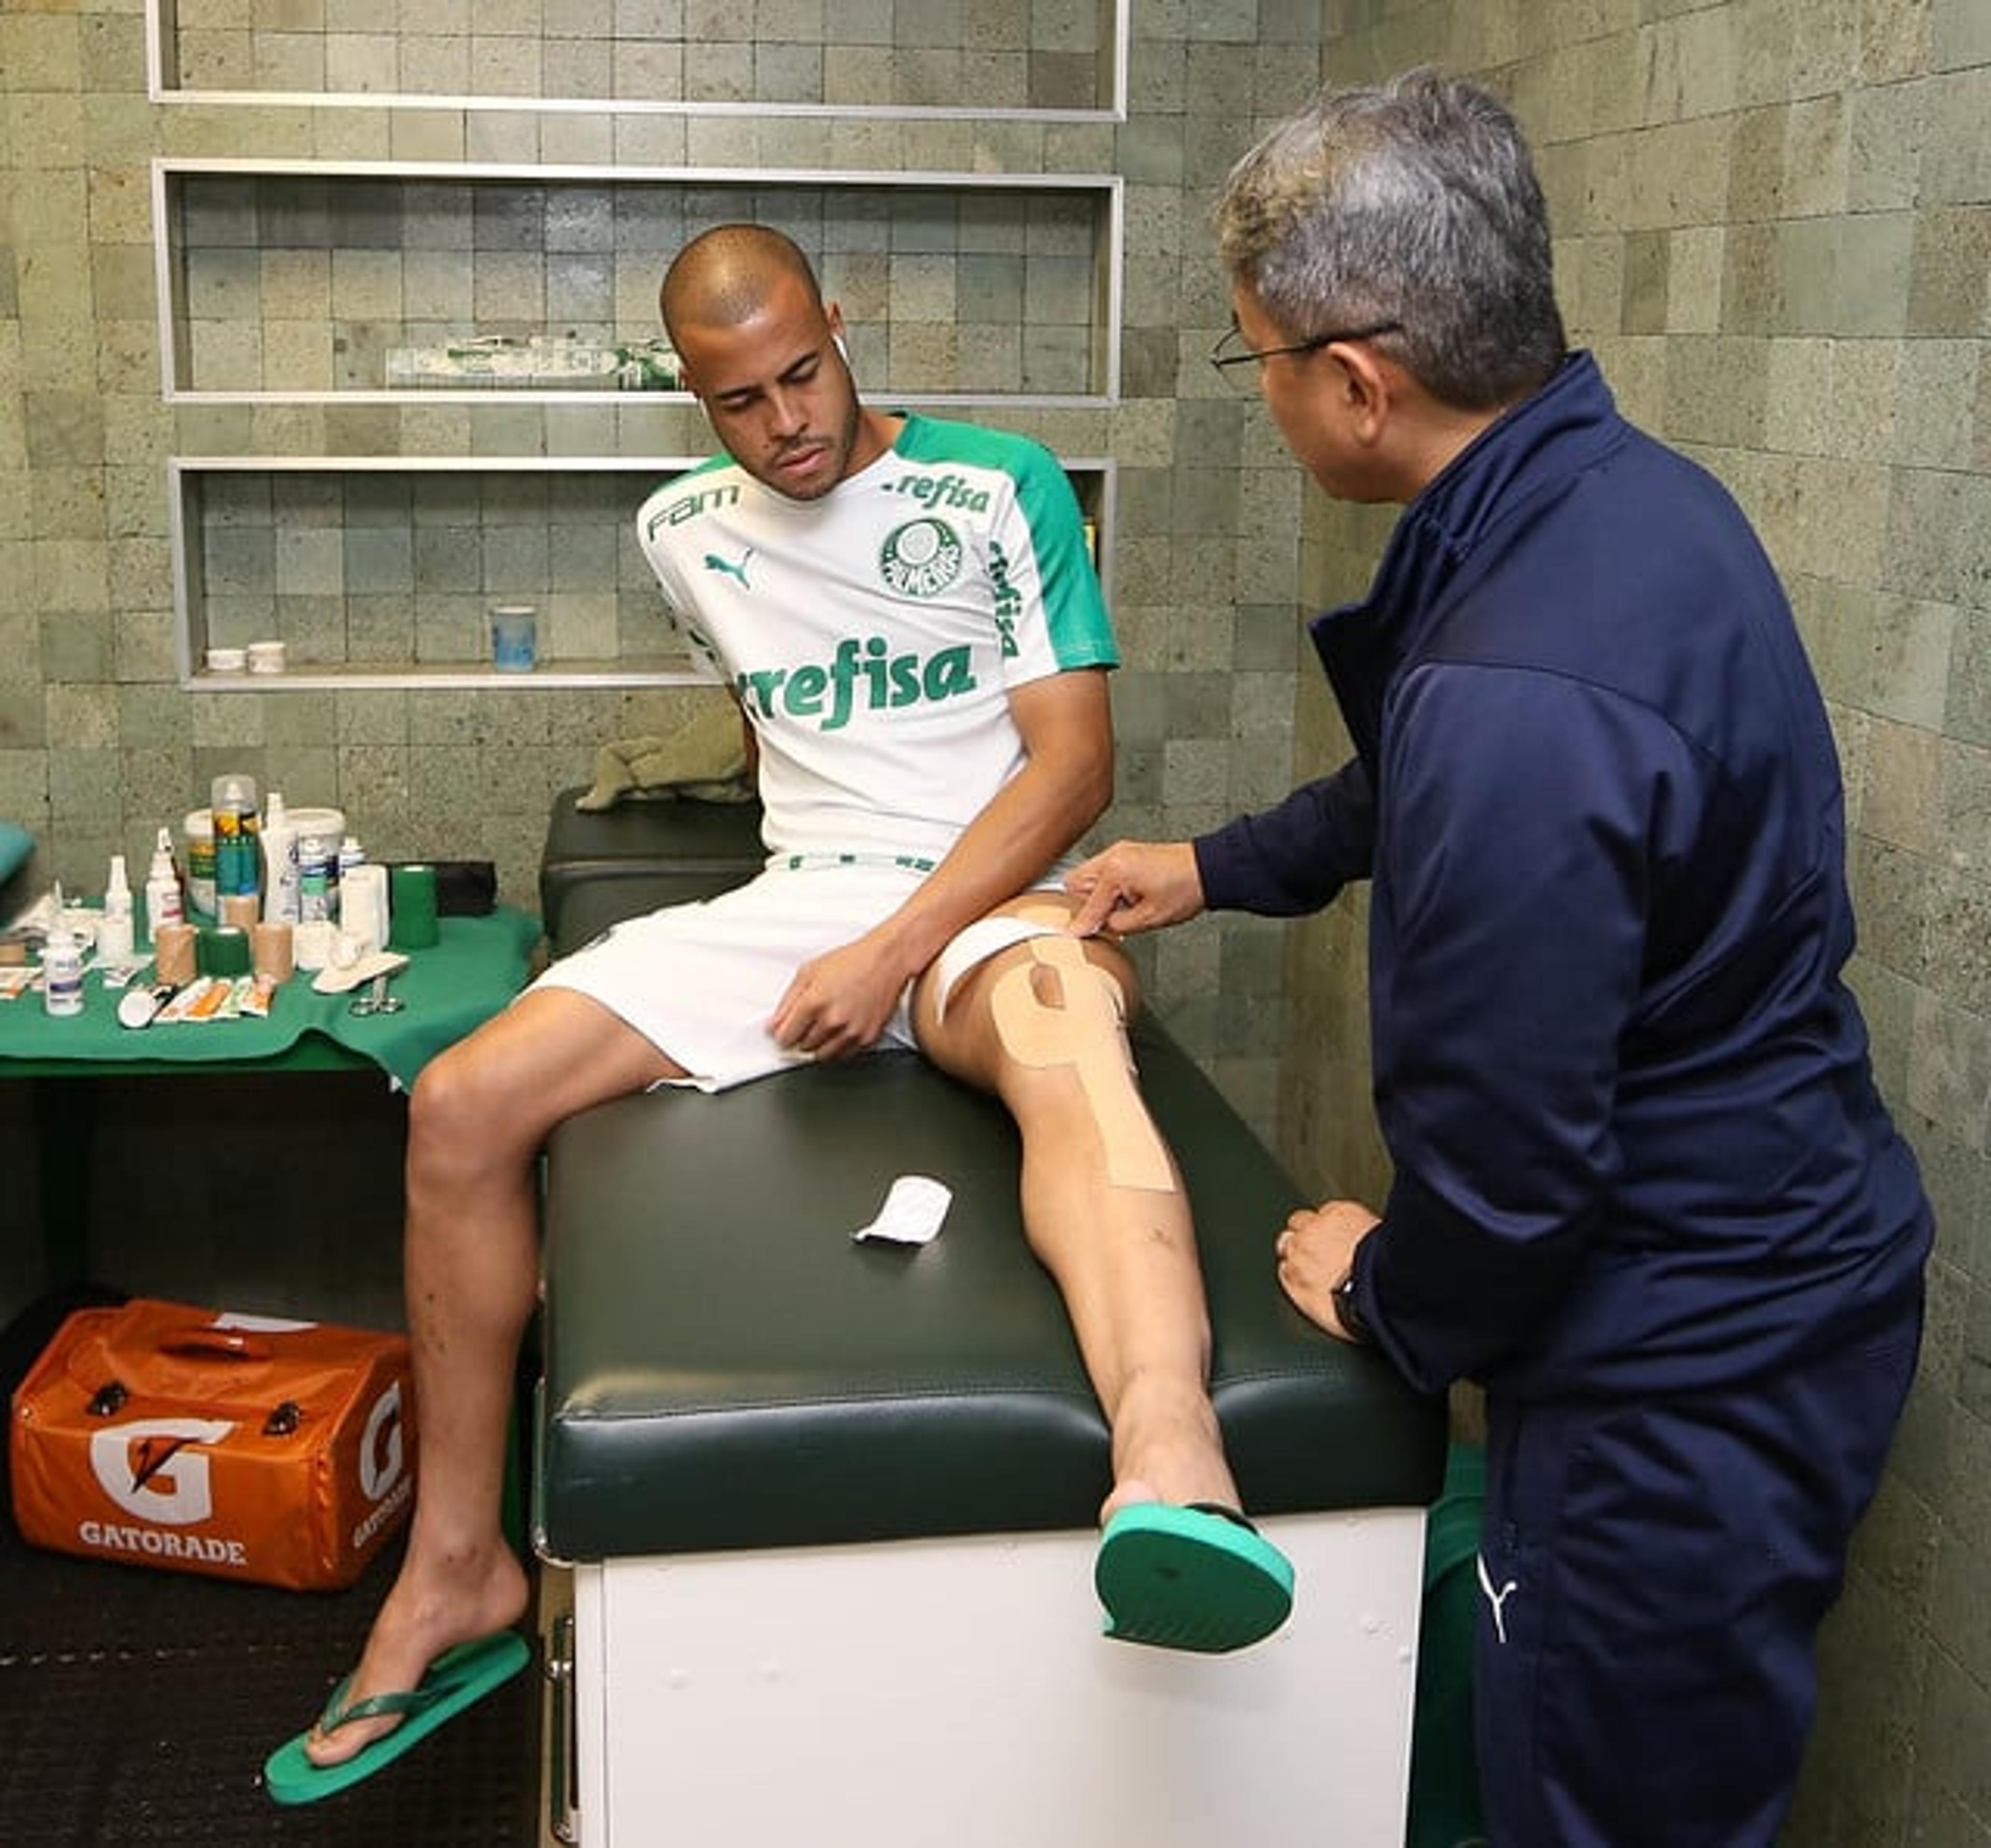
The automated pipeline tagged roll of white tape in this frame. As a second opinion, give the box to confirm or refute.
[292,919,334,971]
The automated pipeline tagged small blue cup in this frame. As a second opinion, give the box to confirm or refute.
[491,604,538,672]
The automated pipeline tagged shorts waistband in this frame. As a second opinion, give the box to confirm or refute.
[775,851,939,874]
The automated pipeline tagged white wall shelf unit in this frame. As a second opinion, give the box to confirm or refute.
[153,161,1123,410]
[145,1,1128,121]
[169,453,1116,695]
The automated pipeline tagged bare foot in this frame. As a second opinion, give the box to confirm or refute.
[304,1540,530,1768]
[1098,1372,1240,1527]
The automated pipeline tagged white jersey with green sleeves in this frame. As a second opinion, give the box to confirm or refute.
[637,413,1118,869]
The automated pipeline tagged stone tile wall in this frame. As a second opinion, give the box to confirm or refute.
[161,0,1116,112]
[170,172,1108,399]
[0,1,1325,1139]
[191,464,674,666]
[181,455,1106,671]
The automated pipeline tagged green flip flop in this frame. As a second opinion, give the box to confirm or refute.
[263,1630,532,1805]
[1096,1502,1296,1655]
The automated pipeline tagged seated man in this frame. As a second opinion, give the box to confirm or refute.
[265,223,1294,1804]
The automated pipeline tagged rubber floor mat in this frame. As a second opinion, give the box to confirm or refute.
[0,1289,541,1846]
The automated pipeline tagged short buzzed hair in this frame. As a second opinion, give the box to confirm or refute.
[661,224,825,343]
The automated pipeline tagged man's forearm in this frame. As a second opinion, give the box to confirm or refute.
[1195,759,1376,916]
[854,663,1115,984]
[868,755,1107,982]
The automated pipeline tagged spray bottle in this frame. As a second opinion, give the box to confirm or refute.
[211,771,261,908]
[96,854,136,963]
[144,827,185,944]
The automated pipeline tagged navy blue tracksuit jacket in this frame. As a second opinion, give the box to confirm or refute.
[1195,351,1929,1403]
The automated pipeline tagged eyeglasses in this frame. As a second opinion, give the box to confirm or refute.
[1208,319,1404,393]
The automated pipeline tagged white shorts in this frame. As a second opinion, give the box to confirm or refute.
[531,860,1067,1093]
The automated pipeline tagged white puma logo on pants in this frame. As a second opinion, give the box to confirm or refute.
[1477,1551,1519,1644]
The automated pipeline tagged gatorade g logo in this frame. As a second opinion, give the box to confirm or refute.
[879,518,963,599]
[359,1382,405,1502]
[89,1418,234,1525]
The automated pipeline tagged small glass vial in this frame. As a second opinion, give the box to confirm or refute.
[43,930,84,1016]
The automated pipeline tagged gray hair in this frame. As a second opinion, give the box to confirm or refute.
[1216,69,1566,410]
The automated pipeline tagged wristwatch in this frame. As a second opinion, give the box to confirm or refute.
[1332,1264,1372,1346]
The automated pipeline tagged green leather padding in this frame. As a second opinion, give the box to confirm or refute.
[534,790,1445,1562]
[538,787,766,954]
[537,1024,1443,1561]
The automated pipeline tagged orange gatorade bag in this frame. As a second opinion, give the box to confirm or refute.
[8,1297,416,1590]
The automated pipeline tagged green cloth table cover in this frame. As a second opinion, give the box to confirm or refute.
[0,908,541,1088]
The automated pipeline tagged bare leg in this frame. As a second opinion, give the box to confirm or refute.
[914,911,1238,1524]
[305,988,682,1768]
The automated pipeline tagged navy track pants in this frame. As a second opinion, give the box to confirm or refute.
[1473,1308,1920,1847]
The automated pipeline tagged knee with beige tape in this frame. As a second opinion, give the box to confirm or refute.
[986,935,1176,1194]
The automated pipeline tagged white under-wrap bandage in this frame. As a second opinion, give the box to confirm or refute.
[931,913,1066,1021]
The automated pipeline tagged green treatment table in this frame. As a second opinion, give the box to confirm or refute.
[531,790,1445,1848]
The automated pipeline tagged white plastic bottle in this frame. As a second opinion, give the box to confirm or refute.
[96,853,135,962]
[144,828,185,944]
[43,928,83,1016]
[334,834,366,932]
[261,791,302,926]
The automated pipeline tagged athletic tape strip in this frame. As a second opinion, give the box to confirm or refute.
[988,936,1176,1194]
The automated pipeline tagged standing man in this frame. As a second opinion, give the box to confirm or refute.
[265,224,1292,1805]
[1069,72,1931,1848]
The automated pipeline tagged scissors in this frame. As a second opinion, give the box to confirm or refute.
[348,971,404,1017]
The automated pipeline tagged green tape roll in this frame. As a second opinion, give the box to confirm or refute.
[199,925,251,977]
[389,862,440,950]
